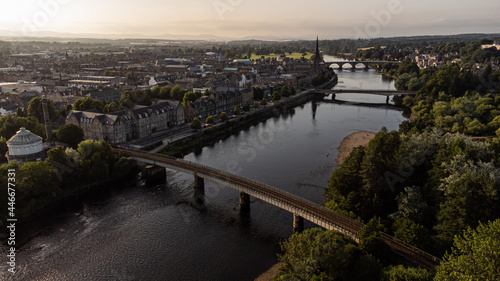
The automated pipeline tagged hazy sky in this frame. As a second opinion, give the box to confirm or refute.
[1,0,499,39]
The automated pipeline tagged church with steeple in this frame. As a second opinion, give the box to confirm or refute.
[313,36,321,73]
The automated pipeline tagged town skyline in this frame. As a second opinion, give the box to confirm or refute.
[1,0,499,40]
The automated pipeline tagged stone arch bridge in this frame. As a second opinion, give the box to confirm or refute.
[327,61,401,69]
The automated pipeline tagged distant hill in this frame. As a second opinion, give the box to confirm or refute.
[0,30,498,45]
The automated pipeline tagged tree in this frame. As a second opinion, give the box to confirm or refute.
[272,91,281,101]
[77,140,115,182]
[280,85,295,97]
[119,90,151,108]
[206,115,214,124]
[16,107,25,117]
[253,102,259,109]
[171,85,187,101]
[392,186,428,223]
[220,112,227,121]
[183,91,198,106]
[0,137,7,162]
[382,265,433,281]
[150,85,161,98]
[27,97,58,123]
[232,105,240,115]
[393,218,431,251]
[358,218,394,265]
[252,87,264,100]
[17,161,60,200]
[64,104,73,117]
[73,97,105,112]
[435,220,500,281]
[111,156,134,178]
[45,146,79,184]
[0,115,46,140]
[56,123,84,148]
[276,228,382,281]
[260,98,267,106]
[103,102,121,113]
[190,118,201,130]
[159,86,172,99]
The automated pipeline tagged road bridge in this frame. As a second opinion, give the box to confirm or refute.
[314,89,416,104]
[314,89,416,96]
[114,147,441,269]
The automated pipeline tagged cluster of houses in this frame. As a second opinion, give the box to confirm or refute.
[409,42,500,71]
[0,41,324,145]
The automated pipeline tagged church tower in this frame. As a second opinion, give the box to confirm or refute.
[314,36,321,73]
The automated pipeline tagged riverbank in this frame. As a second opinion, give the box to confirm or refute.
[336,131,377,166]
[255,262,283,281]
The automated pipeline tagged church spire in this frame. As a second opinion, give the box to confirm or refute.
[316,36,319,56]
[314,36,321,72]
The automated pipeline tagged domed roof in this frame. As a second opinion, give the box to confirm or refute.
[7,127,43,146]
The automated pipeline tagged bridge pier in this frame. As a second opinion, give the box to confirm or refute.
[193,174,205,191]
[331,94,336,100]
[192,174,205,208]
[386,96,390,105]
[293,213,304,234]
[239,191,250,212]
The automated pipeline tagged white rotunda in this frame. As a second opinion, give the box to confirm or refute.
[6,127,45,164]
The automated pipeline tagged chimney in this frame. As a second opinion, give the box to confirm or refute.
[41,95,54,145]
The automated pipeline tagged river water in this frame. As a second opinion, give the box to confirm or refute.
[2,56,407,281]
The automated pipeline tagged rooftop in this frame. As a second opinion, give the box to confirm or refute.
[7,127,43,146]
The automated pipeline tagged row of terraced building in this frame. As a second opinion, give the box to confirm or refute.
[66,89,252,144]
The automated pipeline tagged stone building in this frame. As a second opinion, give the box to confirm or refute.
[66,100,185,143]
[66,110,133,144]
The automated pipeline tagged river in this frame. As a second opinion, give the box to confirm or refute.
[2,56,408,281]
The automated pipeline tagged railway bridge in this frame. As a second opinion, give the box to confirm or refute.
[114,147,441,269]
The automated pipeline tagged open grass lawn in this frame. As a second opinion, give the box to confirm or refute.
[249,52,314,60]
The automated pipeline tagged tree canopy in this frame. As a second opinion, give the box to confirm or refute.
[190,118,201,130]
[435,220,500,280]
[276,228,382,281]
[56,123,84,148]
[119,90,152,109]
[27,97,58,123]
[73,97,105,113]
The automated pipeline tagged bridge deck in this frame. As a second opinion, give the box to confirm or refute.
[315,89,416,96]
[114,147,441,269]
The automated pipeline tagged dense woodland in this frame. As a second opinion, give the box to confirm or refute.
[275,39,500,280]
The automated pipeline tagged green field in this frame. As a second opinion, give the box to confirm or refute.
[249,52,314,60]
